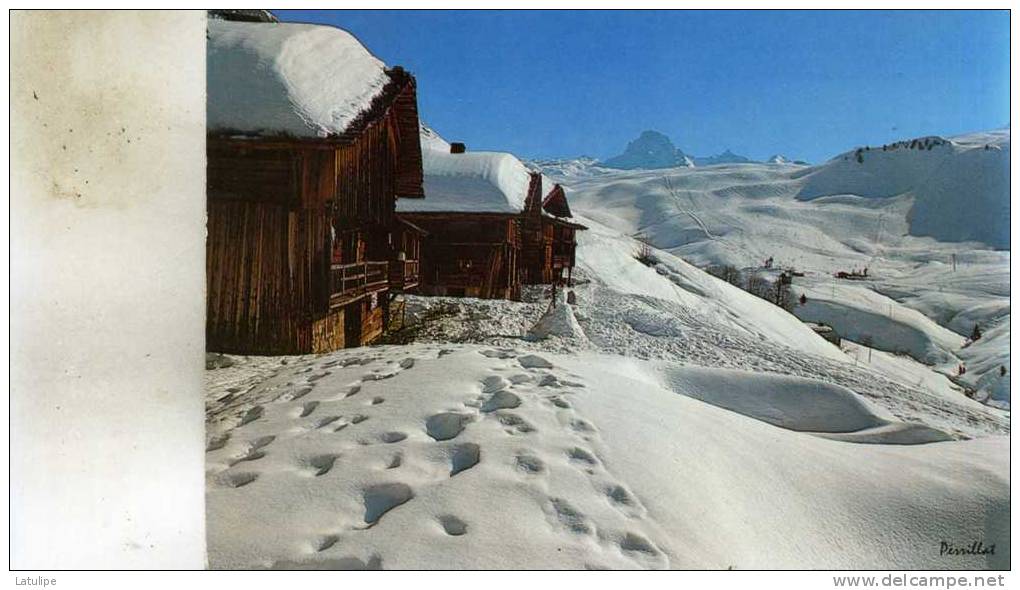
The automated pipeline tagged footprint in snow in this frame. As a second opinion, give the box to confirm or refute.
[296,401,319,418]
[481,375,511,393]
[480,349,517,359]
[314,534,339,552]
[385,452,403,469]
[238,405,264,426]
[220,471,258,489]
[306,372,330,383]
[508,373,534,384]
[306,454,339,477]
[481,390,522,412]
[514,453,545,475]
[314,416,342,429]
[378,431,407,444]
[399,358,415,369]
[230,443,269,465]
[567,447,598,467]
[449,443,481,476]
[518,354,554,369]
[370,397,385,406]
[226,453,261,467]
[285,387,314,402]
[439,515,468,536]
[426,412,471,441]
[361,483,414,527]
[604,483,640,511]
[548,498,592,535]
[618,532,662,557]
[570,418,596,434]
[497,412,535,435]
[537,374,561,388]
[206,433,230,452]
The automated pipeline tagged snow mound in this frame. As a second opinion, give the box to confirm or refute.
[207,20,389,137]
[659,365,952,444]
[528,295,587,341]
[397,150,533,214]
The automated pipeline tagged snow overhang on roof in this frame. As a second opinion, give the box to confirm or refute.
[396,150,533,215]
[207,19,391,138]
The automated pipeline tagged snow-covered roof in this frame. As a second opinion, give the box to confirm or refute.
[419,123,451,152]
[397,150,534,214]
[207,20,391,138]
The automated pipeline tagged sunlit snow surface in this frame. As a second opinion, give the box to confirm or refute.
[206,128,1009,570]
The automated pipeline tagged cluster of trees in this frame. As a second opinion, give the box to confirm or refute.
[845,137,950,164]
[705,264,796,312]
[881,136,948,152]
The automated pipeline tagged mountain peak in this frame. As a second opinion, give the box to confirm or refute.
[601,130,692,170]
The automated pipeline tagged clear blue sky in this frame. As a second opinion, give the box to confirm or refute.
[274,10,1009,163]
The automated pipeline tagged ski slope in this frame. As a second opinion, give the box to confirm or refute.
[541,129,1010,405]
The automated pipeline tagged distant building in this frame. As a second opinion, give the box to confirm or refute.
[398,148,585,299]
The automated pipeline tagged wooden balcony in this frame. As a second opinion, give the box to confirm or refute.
[388,259,420,292]
[330,261,389,308]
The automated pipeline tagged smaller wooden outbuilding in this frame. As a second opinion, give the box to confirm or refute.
[398,145,584,300]
[520,173,587,285]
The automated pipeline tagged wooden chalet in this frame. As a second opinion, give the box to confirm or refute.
[206,20,425,354]
[520,173,587,285]
[397,147,584,300]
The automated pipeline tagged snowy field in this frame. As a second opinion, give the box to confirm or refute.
[206,344,1007,570]
[206,127,1009,569]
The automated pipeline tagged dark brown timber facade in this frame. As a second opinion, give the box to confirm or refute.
[206,68,424,354]
[521,173,586,286]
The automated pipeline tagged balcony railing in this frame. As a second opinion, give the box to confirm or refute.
[388,259,420,291]
[330,261,389,306]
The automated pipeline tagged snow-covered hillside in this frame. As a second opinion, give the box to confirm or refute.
[543,129,1010,405]
[796,130,1010,248]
